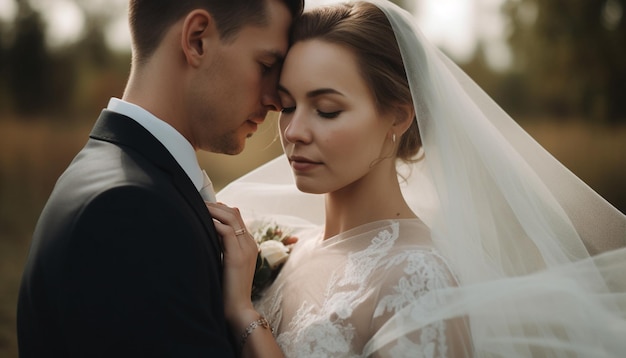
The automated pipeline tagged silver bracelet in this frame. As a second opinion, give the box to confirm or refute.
[240,316,274,349]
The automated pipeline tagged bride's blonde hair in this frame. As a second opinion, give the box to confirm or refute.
[291,1,421,162]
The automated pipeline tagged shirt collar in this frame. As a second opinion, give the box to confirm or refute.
[106,97,204,191]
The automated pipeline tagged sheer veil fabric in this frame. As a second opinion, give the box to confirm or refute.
[218,0,626,356]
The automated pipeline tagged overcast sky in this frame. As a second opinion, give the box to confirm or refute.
[0,0,510,69]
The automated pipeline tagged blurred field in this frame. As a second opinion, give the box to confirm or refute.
[0,115,625,357]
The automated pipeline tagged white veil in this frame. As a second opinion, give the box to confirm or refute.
[218,0,626,356]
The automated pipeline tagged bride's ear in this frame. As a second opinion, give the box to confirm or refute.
[392,103,415,136]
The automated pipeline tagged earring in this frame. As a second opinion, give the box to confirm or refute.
[392,133,397,143]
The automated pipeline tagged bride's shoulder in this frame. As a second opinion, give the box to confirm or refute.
[381,241,459,290]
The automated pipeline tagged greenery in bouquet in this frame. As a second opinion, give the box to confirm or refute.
[251,222,298,300]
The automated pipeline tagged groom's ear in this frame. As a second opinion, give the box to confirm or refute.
[181,9,216,67]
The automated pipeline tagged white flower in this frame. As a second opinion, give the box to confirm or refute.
[250,221,297,299]
[259,240,290,269]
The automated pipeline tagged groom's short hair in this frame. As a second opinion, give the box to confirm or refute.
[129,0,304,65]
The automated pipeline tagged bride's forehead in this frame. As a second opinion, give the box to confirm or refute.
[286,39,354,62]
[282,40,364,82]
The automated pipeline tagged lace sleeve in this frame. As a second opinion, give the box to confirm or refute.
[367,249,472,357]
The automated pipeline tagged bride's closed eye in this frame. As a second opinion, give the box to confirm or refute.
[280,107,341,118]
[317,110,341,119]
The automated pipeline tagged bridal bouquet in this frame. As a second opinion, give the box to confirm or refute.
[251,222,298,300]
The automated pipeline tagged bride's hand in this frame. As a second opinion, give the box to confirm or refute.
[205,202,260,331]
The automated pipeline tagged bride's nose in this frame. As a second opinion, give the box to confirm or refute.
[281,111,312,144]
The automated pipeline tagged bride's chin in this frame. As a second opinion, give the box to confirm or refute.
[294,181,325,195]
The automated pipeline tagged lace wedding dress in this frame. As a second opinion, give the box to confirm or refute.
[254,219,465,357]
[251,219,470,357]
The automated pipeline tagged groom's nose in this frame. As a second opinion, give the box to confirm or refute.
[261,67,282,111]
[261,89,281,112]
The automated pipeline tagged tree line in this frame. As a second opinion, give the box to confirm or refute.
[0,0,128,120]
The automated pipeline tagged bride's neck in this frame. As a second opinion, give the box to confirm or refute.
[323,169,416,240]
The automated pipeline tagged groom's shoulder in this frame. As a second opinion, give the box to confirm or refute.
[62,136,166,190]
[39,138,177,230]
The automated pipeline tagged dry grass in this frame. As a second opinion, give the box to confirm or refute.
[0,118,92,357]
[0,116,624,357]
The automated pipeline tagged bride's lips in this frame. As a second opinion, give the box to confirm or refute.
[289,155,322,171]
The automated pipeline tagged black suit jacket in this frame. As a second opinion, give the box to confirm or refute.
[17,110,236,357]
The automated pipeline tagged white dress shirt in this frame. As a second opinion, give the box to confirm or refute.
[106,98,205,192]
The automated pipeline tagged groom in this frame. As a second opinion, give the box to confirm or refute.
[16,0,302,356]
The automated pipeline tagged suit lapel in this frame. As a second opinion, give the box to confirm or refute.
[89,110,223,256]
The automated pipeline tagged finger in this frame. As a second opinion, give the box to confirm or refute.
[212,219,258,255]
[206,204,255,246]
[206,203,245,230]
[212,219,243,252]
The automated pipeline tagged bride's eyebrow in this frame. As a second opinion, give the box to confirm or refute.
[306,88,344,98]
[277,85,345,98]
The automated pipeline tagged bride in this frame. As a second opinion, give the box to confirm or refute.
[209,0,626,356]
